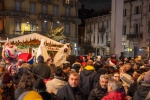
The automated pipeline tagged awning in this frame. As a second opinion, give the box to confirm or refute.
[9,33,63,46]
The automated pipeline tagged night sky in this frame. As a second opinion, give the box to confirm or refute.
[81,0,111,11]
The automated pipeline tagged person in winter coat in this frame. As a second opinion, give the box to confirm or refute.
[46,67,68,94]
[102,79,126,100]
[79,60,97,99]
[72,58,81,73]
[33,78,60,100]
[88,75,108,100]
[133,70,150,100]
[32,55,51,79]
[57,72,85,100]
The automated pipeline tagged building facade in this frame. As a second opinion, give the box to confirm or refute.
[85,14,111,57]
[123,0,149,58]
[85,0,150,58]
[0,0,80,55]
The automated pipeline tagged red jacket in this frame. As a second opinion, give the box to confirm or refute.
[102,91,126,100]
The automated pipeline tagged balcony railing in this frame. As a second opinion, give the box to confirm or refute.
[0,11,29,17]
[38,0,52,4]
[98,27,106,33]
[86,29,93,33]
[127,33,143,41]
[38,13,52,20]
[61,16,78,22]
[23,31,42,35]
[63,0,75,7]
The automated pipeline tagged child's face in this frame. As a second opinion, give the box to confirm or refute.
[11,69,16,76]
[7,81,13,88]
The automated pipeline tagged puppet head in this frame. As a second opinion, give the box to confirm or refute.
[2,42,18,64]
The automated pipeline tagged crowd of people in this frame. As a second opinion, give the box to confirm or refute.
[0,53,149,100]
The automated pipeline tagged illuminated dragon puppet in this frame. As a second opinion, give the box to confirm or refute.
[2,41,18,64]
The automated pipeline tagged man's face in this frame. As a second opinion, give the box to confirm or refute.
[99,78,108,89]
[124,64,131,71]
[132,71,140,80]
[68,74,79,87]
[113,73,120,81]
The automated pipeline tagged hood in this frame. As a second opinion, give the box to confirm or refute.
[85,65,95,70]
[136,84,150,98]
[83,69,95,76]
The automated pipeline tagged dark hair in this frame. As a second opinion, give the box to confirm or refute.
[134,69,141,74]
[55,67,63,77]
[37,55,44,63]
[62,63,71,70]
[46,58,53,63]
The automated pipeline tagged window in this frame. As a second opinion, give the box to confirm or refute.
[53,22,58,29]
[42,5,47,14]
[123,9,126,17]
[15,20,21,34]
[134,6,140,14]
[148,22,150,33]
[93,35,95,43]
[106,35,108,41]
[106,21,109,28]
[15,1,21,11]
[42,22,48,33]
[123,25,126,35]
[101,34,104,44]
[65,7,70,16]
[134,23,139,33]
[98,22,99,28]
[30,21,36,31]
[97,35,99,44]
[53,6,58,16]
[65,24,70,36]
[149,3,150,12]
[30,3,36,14]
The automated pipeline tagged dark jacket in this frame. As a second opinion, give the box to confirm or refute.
[126,68,134,77]
[127,81,138,97]
[57,84,85,100]
[32,63,51,79]
[79,66,97,96]
[88,83,107,100]
[133,83,150,100]
[39,91,60,100]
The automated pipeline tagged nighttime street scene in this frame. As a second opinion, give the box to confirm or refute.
[0,0,150,100]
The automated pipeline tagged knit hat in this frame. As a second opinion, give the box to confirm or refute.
[143,70,150,84]
[18,91,42,100]
[33,78,46,92]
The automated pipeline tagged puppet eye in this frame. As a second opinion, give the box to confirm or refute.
[64,48,68,53]
[14,49,17,53]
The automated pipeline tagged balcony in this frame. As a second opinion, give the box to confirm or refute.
[127,33,143,41]
[63,0,75,7]
[38,13,52,20]
[0,11,29,17]
[23,31,42,35]
[86,29,93,33]
[106,41,110,47]
[61,16,78,23]
[38,0,52,4]
[98,27,106,33]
